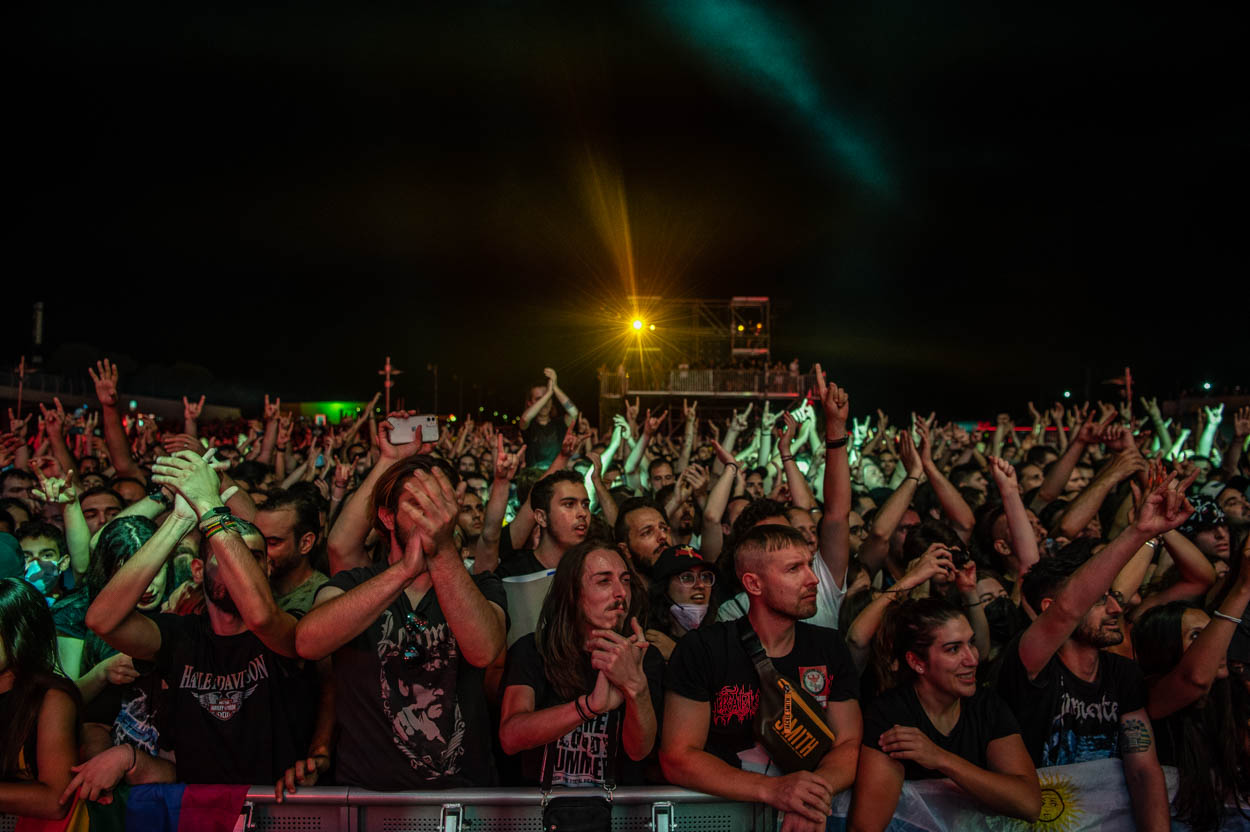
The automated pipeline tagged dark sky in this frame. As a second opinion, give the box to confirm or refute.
[10,2,1245,419]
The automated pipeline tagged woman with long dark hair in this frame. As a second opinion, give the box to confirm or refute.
[849,598,1040,830]
[0,577,82,821]
[1131,524,1250,832]
[499,540,664,787]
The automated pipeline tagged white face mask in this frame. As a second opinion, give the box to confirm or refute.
[670,602,708,631]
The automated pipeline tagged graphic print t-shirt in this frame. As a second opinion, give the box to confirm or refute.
[863,684,1022,780]
[665,620,858,773]
[153,613,310,785]
[502,633,665,787]
[323,564,507,789]
[995,635,1145,766]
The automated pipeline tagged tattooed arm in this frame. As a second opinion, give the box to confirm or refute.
[1118,710,1168,832]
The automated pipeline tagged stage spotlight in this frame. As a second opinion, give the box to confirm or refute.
[737,324,745,332]
[1063,391,1071,399]
[632,319,643,331]
[648,324,655,331]
[1203,381,1212,390]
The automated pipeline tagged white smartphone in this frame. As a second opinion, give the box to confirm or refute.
[388,414,440,445]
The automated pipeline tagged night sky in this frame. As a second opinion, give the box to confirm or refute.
[10,2,1245,419]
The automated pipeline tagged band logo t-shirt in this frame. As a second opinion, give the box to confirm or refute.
[153,612,310,785]
[502,633,664,786]
[322,564,506,789]
[995,635,1145,766]
[665,620,858,774]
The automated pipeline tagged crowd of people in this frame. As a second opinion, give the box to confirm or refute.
[2,357,1250,832]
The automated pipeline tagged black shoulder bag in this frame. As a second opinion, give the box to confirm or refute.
[540,708,621,832]
[737,618,836,773]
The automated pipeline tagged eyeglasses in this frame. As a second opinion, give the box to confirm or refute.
[677,571,716,587]
[848,525,865,536]
[402,611,431,664]
[1094,590,1125,607]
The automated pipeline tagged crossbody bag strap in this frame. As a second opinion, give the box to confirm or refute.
[736,616,783,688]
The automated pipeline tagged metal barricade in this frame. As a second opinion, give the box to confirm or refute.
[236,787,768,832]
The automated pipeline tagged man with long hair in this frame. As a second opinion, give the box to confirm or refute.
[661,524,862,832]
[295,456,507,789]
[499,540,663,786]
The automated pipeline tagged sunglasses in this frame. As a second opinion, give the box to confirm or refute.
[402,611,431,664]
[677,571,716,587]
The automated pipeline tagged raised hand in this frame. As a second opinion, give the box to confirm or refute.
[1204,403,1225,424]
[730,403,753,432]
[711,439,736,468]
[87,359,120,407]
[586,669,625,716]
[543,367,558,389]
[494,435,526,481]
[1027,401,1042,425]
[397,467,465,572]
[683,462,710,494]
[987,456,1018,493]
[907,543,957,585]
[39,399,67,437]
[264,394,281,421]
[276,414,294,448]
[560,421,579,457]
[32,469,77,505]
[163,433,203,455]
[813,364,850,436]
[1234,406,1250,438]
[643,408,667,435]
[898,431,924,480]
[587,618,649,696]
[7,408,31,439]
[151,448,230,515]
[625,397,640,425]
[1050,401,1065,426]
[778,411,799,454]
[914,419,934,465]
[1133,468,1197,537]
[681,398,697,425]
[760,401,779,430]
[1097,422,1135,453]
[377,411,422,462]
[183,395,205,421]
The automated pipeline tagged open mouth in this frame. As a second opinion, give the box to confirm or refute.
[573,523,588,536]
[140,591,156,606]
[691,592,706,602]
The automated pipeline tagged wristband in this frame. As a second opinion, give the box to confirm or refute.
[1213,611,1243,625]
[200,505,231,524]
[724,461,739,470]
[780,454,795,462]
[825,436,849,451]
[904,475,920,483]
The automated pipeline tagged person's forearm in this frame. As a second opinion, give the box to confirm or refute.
[1000,487,1040,577]
[1220,436,1246,479]
[922,460,973,539]
[1035,438,1088,507]
[1196,420,1220,458]
[869,478,920,544]
[660,748,775,807]
[327,463,386,574]
[961,589,991,659]
[219,472,257,522]
[1052,525,1151,625]
[520,389,554,430]
[64,499,91,579]
[280,460,307,489]
[259,417,279,465]
[500,698,593,756]
[126,747,176,785]
[203,524,296,656]
[1053,472,1118,539]
[624,429,651,475]
[676,425,695,473]
[296,563,411,660]
[1157,578,1250,714]
[1111,542,1156,602]
[74,656,113,704]
[0,781,69,820]
[592,474,618,528]
[44,430,77,485]
[622,685,658,761]
[426,545,505,667]
[603,426,623,469]
[933,753,1039,821]
[1160,530,1216,589]
[100,405,143,481]
[757,429,771,470]
[1124,758,1170,832]
[86,513,193,636]
[847,592,903,667]
[814,740,859,802]
[552,385,578,421]
[716,429,741,474]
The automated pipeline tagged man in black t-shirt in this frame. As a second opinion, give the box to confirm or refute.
[995,472,1196,832]
[661,525,861,832]
[499,541,663,787]
[496,471,589,578]
[520,368,578,469]
[295,456,508,789]
[84,449,315,790]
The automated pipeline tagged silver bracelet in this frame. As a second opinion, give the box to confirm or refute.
[1213,611,1243,625]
